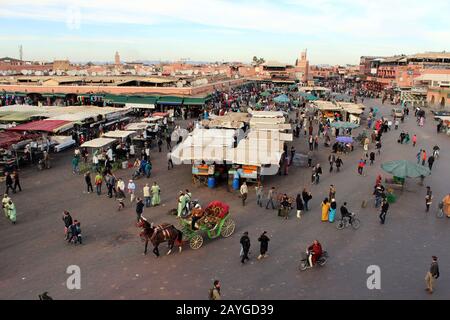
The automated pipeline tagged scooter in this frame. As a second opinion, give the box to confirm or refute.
[299,251,329,271]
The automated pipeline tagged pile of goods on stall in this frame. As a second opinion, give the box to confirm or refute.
[199,201,229,229]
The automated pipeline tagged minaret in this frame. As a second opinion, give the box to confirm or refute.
[297,49,309,82]
[115,51,121,65]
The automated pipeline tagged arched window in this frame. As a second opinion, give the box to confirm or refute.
[440,97,445,107]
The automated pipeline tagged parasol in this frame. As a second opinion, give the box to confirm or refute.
[273,94,290,104]
[336,136,353,143]
[331,121,360,129]
[381,160,431,178]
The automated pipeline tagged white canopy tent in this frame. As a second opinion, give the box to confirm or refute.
[81,137,116,148]
[102,130,137,139]
[171,127,293,172]
[125,122,152,131]
[248,109,284,118]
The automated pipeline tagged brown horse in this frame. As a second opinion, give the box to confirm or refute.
[137,219,183,257]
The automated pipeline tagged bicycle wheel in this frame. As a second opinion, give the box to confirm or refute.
[336,220,345,230]
[437,208,444,218]
[351,219,361,230]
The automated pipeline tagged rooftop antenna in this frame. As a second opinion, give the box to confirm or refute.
[19,45,23,61]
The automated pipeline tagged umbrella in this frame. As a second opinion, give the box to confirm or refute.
[336,136,353,143]
[331,121,360,129]
[381,160,431,178]
[299,92,318,101]
[260,91,271,97]
[273,94,290,104]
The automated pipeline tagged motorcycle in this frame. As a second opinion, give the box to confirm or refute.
[299,250,329,271]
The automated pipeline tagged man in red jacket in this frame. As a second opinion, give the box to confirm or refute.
[307,240,323,267]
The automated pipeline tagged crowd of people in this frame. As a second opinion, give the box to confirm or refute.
[3,81,449,299]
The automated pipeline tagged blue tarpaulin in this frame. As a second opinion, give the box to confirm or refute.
[274,94,290,103]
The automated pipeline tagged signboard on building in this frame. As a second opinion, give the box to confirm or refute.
[126,103,155,109]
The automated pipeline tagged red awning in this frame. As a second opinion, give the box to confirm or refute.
[0,131,39,149]
[8,120,72,133]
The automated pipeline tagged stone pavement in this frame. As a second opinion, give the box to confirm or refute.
[1,98,449,300]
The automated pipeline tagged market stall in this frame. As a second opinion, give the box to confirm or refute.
[80,137,119,171]
[171,128,235,187]
[50,136,76,152]
[312,100,343,120]
[8,119,73,134]
[338,102,365,124]
[381,160,431,196]
[125,122,153,131]
[192,163,216,186]
[81,137,116,149]
[102,130,137,142]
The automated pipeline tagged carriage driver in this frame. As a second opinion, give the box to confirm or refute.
[191,204,203,230]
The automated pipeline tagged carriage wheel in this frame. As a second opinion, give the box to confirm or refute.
[189,234,203,250]
[220,218,235,238]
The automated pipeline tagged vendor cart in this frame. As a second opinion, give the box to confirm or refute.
[192,164,214,186]
[179,201,236,250]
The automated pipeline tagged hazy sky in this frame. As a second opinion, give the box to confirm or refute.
[1,0,449,65]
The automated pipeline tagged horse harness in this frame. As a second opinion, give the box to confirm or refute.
[151,224,173,242]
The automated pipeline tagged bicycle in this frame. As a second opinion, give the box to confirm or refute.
[336,213,361,230]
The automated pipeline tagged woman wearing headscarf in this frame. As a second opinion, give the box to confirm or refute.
[321,198,330,222]
[151,182,161,206]
[6,200,16,224]
[329,198,337,223]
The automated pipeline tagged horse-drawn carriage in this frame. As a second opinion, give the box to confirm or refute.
[137,201,235,257]
[179,201,236,250]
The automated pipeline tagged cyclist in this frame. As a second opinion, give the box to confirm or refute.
[340,202,353,224]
